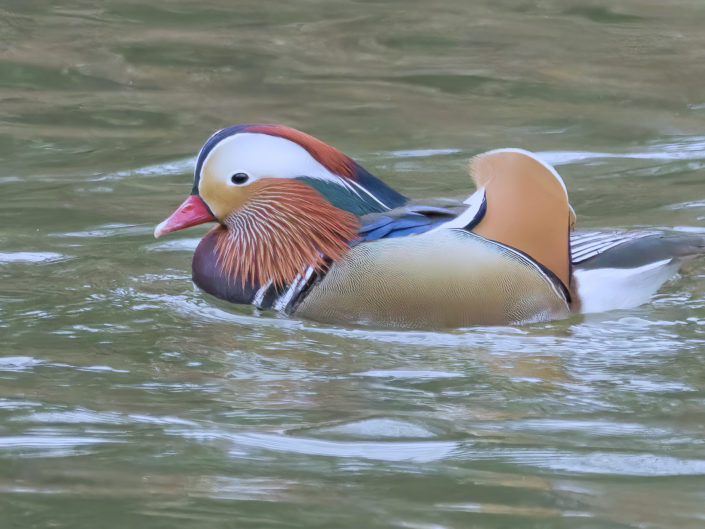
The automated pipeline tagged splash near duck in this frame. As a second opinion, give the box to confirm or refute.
[155,124,705,329]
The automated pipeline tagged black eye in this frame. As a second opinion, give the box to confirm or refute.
[231,173,249,185]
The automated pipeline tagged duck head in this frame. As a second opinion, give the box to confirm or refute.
[155,124,407,294]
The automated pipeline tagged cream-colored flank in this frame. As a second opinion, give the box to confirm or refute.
[294,229,570,328]
[296,150,574,328]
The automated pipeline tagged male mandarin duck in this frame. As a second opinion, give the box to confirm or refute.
[154,124,705,329]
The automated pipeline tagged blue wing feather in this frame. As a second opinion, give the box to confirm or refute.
[358,215,394,234]
[362,224,395,241]
[358,205,458,242]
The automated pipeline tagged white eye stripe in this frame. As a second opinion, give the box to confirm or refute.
[200,133,346,187]
[196,131,396,214]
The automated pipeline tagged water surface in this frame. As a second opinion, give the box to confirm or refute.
[2,1,705,528]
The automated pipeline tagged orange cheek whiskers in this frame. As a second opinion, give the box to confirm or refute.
[213,179,359,289]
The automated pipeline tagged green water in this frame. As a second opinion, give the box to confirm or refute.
[2,1,705,527]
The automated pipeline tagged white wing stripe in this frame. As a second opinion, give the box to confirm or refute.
[571,231,658,263]
[427,187,486,233]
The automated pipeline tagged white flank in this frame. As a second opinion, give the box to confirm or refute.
[575,259,678,314]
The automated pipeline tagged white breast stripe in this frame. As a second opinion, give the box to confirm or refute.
[273,266,315,312]
[253,280,273,308]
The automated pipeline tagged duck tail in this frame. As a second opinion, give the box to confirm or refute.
[572,231,705,313]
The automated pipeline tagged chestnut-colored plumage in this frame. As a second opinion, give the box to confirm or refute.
[213,179,360,288]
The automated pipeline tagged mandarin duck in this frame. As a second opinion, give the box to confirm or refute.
[154,124,705,328]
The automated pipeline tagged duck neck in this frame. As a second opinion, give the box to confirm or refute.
[296,163,407,216]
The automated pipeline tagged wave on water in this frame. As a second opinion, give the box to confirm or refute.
[0,252,66,264]
[539,136,705,165]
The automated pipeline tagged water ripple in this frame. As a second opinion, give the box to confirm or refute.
[227,432,459,463]
[352,370,463,380]
[540,136,705,165]
[0,252,66,264]
[0,356,43,372]
[0,435,119,458]
[102,157,195,180]
[306,418,437,439]
[503,450,705,477]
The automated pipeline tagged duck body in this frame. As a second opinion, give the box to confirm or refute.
[155,124,704,329]
[293,229,571,327]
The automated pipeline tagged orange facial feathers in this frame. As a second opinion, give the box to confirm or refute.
[214,179,360,288]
